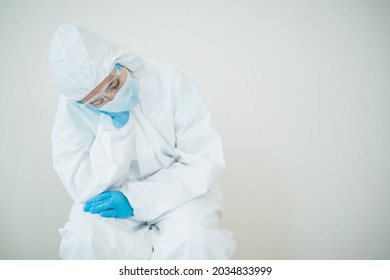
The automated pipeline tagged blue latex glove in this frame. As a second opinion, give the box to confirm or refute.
[98,111,129,128]
[83,191,134,218]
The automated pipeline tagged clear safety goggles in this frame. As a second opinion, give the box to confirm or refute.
[84,63,122,108]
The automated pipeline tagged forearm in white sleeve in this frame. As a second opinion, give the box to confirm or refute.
[52,96,136,202]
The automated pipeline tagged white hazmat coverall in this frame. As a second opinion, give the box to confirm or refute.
[49,23,235,259]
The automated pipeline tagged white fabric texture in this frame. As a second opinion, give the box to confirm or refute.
[50,23,235,259]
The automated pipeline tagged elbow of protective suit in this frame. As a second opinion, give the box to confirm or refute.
[191,161,225,200]
[174,147,226,197]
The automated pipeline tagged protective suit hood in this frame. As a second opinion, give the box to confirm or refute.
[48,23,144,100]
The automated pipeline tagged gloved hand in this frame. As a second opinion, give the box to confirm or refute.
[83,191,134,218]
[98,110,130,128]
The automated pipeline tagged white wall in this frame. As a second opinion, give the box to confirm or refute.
[0,0,389,259]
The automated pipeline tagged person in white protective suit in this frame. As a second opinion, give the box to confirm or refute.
[48,23,236,260]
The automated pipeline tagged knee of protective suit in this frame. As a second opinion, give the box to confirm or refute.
[153,217,236,260]
[156,218,202,240]
[59,214,101,259]
[151,219,207,259]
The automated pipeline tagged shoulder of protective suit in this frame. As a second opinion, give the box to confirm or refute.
[144,59,182,78]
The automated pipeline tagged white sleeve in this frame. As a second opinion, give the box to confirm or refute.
[123,71,225,221]
[52,95,136,202]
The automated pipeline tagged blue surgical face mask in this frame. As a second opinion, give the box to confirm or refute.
[97,71,139,113]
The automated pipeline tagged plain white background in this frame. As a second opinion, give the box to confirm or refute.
[0,0,389,259]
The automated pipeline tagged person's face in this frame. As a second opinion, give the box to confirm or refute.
[81,64,129,108]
